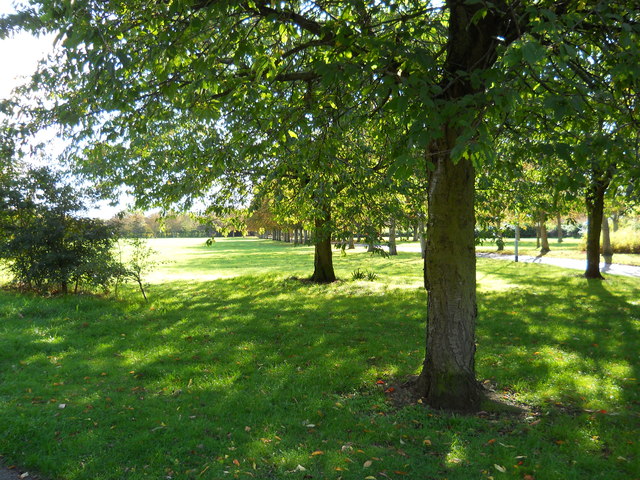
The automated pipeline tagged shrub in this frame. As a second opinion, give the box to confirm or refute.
[0,167,123,294]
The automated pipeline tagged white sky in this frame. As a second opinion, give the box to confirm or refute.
[0,2,54,100]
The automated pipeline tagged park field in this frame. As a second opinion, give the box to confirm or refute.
[1,237,639,480]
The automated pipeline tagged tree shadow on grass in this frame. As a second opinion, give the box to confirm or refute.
[1,261,639,479]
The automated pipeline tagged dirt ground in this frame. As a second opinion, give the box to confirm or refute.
[0,461,45,480]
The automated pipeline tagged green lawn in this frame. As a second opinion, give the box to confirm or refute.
[1,237,639,479]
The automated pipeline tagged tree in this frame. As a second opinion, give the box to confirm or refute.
[0,167,122,294]
[4,1,639,411]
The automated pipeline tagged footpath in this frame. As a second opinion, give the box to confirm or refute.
[390,243,640,278]
[476,252,640,278]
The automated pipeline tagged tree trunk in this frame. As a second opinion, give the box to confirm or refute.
[556,212,563,243]
[611,212,619,232]
[540,214,550,254]
[602,216,613,265]
[584,165,614,279]
[367,232,376,253]
[418,219,427,259]
[495,222,504,251]
[388,217,398,256]
[310,205,336,283]
[415,148,480,411]
[411,0,519,411]
[348,235,355,249]
[536,223,541,249]
[413,224,419,242]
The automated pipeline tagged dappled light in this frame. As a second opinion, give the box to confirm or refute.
[0,239,638,479]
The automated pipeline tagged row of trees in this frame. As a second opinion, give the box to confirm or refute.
[110,212,245,238]
[2,1,639,411]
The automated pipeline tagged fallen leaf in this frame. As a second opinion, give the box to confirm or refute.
[494,464,506,473]
[232,459,240,466]
[487,438,496,445]
[363,460,373,468]
[311,450,324,456]
[376,380,385,385]
[385,387,395,393]
[244,426,251,432]
[423,439,432,446]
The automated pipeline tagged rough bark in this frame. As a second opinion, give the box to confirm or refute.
[310,206,336,283]
[415,148,481,411]
[411,0,522,411]
[584,165,614,279]
[556,212,563,243]
[602,216,613,265]
[388,217,398,256]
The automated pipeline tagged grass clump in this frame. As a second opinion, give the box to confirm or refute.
[351,268,378,281]
[0,237,638,480]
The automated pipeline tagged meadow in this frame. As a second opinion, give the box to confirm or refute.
[0,237,639,480]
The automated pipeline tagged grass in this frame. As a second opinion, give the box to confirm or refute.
[475,237,640,266]
[0,237,639,480]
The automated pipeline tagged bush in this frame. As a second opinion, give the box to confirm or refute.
[0,167,123,294]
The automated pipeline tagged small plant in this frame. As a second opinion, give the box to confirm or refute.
[351,268,366,280]
[351,268,378,281]
[123,238,159,302]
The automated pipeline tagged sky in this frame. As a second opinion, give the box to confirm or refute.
[0,3,54,100]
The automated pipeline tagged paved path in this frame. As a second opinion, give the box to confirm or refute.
[476,252,640,278]
[388,243,640,278]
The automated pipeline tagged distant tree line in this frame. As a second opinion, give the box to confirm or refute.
[110,212,246,238]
